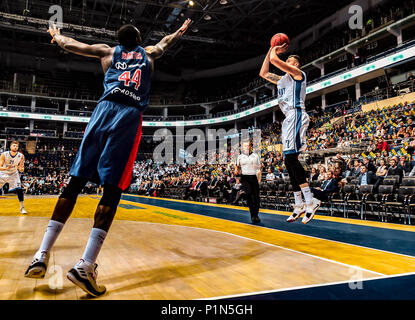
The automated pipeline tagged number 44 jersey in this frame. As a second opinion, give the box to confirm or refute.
[98,45,152,112]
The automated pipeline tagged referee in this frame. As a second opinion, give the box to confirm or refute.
[235,139,262,224]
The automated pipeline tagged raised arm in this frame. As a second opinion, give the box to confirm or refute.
[270,44,302,80]
[259,48,281,85]
[48,24,113,59]
[145,18,192,60]
[18,155,25,173]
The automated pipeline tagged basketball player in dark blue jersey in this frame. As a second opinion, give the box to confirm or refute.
[25,19,191,297]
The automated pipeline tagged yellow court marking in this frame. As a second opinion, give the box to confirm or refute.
[0,215,381,300]
[1,196,415,276]
[126,194,415,233]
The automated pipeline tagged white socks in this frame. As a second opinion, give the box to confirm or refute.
[19,201,24,209]
[301,186,313,204]
[81,228,107,265]
[293,191,304,206]
[38,220,64,254]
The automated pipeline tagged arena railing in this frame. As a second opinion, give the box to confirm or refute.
[303,13,415,71]
[307,38,415,86]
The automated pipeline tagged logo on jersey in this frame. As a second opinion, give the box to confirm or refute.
[111,87,141,101]
[115,62,146,70]
[121,52,142,60]
[115,62,128,70]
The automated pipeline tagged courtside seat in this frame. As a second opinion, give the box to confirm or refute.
[387,175,402,185]
[377,185,395,222]
[309,180,321,188]
[356,184,377,220]
[402,177,415,186]
[383,186,415,224]
[342,184,358,218]
[349,179,359,185]
[276,183,287,211]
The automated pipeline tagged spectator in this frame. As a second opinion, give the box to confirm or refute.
[357,165,379,188]
[309,167,319,182]
[265,167,276,190]
[375,159,388,178]
[377,138,390,153]
[310,171,339,201]
[317,166,327,182]
[398,155,413,176]
[362,157,376,173]
[386,158,404,182]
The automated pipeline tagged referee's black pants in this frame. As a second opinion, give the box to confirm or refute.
[240,175,260,219]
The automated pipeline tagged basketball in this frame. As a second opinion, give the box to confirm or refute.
[270,33,290,47]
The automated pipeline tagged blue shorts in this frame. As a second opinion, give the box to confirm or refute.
[70,100,143,190]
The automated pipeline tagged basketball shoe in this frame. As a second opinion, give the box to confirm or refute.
[302,198,321,224]
[24,250,50,278]
[287,204,306,222]
[67,259,106,297]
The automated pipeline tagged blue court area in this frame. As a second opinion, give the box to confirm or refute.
[224,273,415,300]
[122,195,415,258]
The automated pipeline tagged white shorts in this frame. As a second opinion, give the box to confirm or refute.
[282,110,310,155]
[0,171,22,190]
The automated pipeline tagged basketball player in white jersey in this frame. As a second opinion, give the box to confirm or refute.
[260,44,320,224]
[0,141,27,214]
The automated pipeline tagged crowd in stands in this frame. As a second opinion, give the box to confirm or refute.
[306,102,415,153]
[2,99,414,198]
[1,91,415,223]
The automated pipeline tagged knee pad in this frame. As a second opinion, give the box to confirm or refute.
[99,184,122,209]
[60,176,87,202]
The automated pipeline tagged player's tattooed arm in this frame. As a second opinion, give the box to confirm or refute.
[260,47,281,85]
[145,18,192,60]
[263,73,281,85]
[48,24,113,59]
[18,155,25,173]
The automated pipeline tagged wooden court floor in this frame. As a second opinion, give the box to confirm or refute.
[0,194,415,300]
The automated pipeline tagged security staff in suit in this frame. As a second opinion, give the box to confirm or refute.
[310,171,338,201]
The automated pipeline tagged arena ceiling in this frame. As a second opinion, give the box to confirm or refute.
[1,0,356,74]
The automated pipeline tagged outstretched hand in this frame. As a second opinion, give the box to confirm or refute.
[47,24,61,43]
[178,18,192,35]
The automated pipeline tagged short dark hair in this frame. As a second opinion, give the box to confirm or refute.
[10,140,19,146]
[288,54,301,65]
[117,24,141,49]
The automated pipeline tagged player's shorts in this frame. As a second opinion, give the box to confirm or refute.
[282,109,310,155]
[69,100,143,191]
[0,171,22,190]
